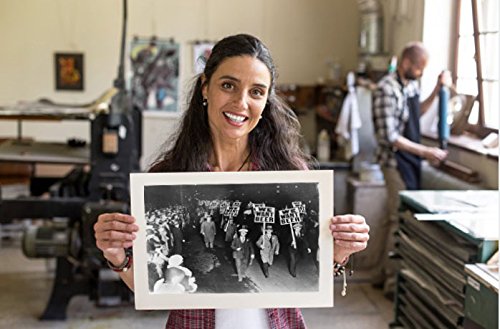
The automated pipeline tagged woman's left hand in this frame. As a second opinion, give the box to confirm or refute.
[330,214,370,264]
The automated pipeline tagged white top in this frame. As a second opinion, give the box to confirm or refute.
[215,309,270,329]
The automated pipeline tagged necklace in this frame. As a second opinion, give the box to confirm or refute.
[207,151,251,172]
[237,151,252,172]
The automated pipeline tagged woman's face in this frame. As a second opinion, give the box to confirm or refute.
[202,55,271,143]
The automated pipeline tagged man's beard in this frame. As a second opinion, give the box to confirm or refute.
[404,69,420,81]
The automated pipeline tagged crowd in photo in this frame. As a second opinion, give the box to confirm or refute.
[145,198,320,293]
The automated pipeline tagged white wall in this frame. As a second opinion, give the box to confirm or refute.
[0,0,360,167]
[0,0,361,103]
[421,0,456,98]
[381,0,425,55]
[381,0,454,98]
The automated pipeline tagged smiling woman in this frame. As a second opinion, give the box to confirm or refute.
[202,56,271,170]
[149,34,310,173]
[93,34,370,329]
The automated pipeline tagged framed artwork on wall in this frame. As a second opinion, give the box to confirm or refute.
[54,52,84,91]
[130,36,180,113]
[193,42,214,74]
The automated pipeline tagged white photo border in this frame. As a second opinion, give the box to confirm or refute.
[131,170,334,310]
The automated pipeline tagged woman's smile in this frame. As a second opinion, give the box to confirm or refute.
[223,111,248,126]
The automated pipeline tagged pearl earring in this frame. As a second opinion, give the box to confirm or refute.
[202,99,208,107]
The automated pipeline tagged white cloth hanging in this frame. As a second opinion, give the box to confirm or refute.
[335,72,362,159]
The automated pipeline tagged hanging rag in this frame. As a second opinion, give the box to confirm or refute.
[335,72,362,159]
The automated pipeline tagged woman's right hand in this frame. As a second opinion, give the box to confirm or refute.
[94,213,139,266]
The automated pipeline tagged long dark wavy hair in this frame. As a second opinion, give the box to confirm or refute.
[149,34,311,172]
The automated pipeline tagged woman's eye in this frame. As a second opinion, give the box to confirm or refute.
[222,82,233,89]
[251,89,265,97]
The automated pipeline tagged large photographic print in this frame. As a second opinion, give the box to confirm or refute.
[131,171,333,310]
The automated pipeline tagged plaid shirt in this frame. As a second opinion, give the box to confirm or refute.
[165,308,306,329]
[372,72,420,167]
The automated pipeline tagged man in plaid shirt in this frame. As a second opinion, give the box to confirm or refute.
[372,42,449,295]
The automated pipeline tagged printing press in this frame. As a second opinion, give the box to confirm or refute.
[0,0,142,320]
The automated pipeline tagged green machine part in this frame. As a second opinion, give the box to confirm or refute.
[464,264,499,329]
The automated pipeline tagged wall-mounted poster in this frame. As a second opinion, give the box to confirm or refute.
[131,170,334,310]
[130,37,180,113]
[193,42,214,74]
[54,52,84,91]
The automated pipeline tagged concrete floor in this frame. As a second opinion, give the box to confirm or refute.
[0,239,393,329]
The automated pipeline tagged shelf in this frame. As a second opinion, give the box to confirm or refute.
[393,191,499,328]
[0,139,89,165]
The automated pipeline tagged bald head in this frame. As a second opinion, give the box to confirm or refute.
[401,42,429,64]
[398,42,429,81]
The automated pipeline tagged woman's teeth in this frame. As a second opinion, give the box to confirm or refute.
[224,112,246,123]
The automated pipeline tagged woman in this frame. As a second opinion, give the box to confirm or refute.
[94,34,370,329]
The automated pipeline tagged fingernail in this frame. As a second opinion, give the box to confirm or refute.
[330,224,336,230]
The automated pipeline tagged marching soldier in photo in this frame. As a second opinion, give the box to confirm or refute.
[231,225,255,282]
[287,222,311,278]
[200,214,216,249]
[256,225,280,277]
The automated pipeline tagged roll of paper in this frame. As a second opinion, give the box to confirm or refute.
[438,86,450,149]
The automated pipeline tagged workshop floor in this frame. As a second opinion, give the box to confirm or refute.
[0,238,394,329]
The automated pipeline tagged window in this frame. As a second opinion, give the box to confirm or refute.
[455,0,499,134]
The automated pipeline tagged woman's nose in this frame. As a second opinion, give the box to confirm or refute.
[233,91,249,109]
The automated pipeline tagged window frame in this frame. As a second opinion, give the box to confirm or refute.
[453,0,498,138]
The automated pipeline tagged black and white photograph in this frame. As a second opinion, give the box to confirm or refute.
[131,170,333,310]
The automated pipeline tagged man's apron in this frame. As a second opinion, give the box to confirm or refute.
[395,89,421,190]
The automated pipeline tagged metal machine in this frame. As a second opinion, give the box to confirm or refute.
[0,0,141,319]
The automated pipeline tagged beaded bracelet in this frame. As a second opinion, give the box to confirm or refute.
[333,262,346,277]
[334,256,353,297]
[107,249,133,272]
